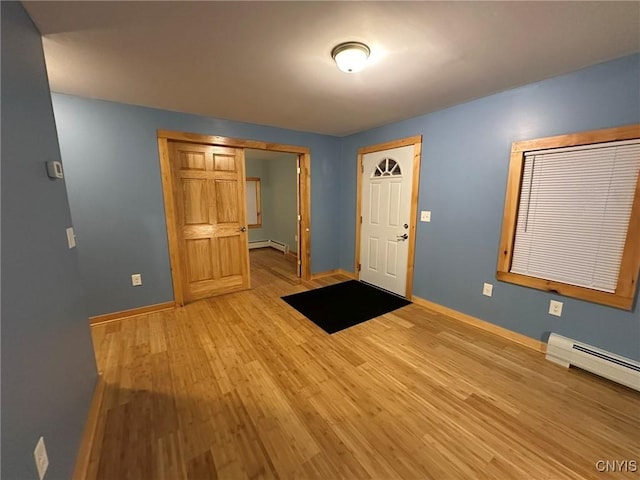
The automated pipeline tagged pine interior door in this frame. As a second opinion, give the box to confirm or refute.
[169,141,250,303]
[359,145,414,296]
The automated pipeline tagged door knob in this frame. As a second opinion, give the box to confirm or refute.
[240,226,247,232]
[396,233,408,241]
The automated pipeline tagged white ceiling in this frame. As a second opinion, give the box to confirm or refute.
[24,1,640,137]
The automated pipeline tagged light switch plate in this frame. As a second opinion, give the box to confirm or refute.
[420,210,431,222]
[482,283,493,297]
[131,274,142,286]
[66,227,76,249]
[34,436,49,480]
[549,300,563,317]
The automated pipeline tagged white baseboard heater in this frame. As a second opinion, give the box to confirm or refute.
[546,333,640,392]
[248,239,289,254]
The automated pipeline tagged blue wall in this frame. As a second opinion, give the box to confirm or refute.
[246,155,298,250]
[340,54,640,360]
[52,95,340,317]
[1,3,98,478]
[267,157,298,251]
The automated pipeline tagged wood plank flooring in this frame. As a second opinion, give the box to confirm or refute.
[88,248,639,479]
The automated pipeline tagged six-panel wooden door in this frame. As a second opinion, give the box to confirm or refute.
[168,141,250,303]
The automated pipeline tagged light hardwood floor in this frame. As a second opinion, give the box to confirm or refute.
[88,248,639,479]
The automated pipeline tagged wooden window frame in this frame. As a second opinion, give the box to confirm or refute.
[497,124,640,310]
[246,177,262,229]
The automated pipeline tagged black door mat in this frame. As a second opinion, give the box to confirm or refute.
[281,280,411,334]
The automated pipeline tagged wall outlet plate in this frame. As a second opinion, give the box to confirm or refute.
[482,282,493,297]
[420,210,431,222]
[34,436,49,480]
[549,300,563,317]
[131,273,142,286]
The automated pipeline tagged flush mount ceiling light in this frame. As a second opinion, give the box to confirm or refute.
[331,41,370,73]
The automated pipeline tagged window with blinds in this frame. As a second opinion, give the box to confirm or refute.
[511,140,640,293]
[497,125,640,310]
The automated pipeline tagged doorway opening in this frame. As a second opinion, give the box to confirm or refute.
[157,130,311,306]
[244,149,301,281]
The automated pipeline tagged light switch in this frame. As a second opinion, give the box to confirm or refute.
[66,227,76,249]
[34,437,49,480]
[482,283,493,297]
[420,211,431,222]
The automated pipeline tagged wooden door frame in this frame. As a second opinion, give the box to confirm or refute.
[157,129,312,306]
[354,135,422,299]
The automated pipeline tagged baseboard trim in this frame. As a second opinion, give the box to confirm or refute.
[72,374,105,480]
[411,296,546,354]
[310,270,338,280]
[337,269,357,279]
[248,240,271,249]
[248,239,290,254]
[89,301,176,326]
[310,269,357,280]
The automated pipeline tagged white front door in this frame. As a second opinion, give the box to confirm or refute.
[359,145,414,296]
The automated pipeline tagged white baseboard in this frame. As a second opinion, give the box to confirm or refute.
[248,240,271,249]
[249,239,289,253]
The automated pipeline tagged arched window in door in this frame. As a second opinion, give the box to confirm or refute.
[372,158,402,177]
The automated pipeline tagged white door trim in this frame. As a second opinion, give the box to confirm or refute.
[354,136,422,298]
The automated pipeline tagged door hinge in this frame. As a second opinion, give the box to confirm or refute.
[360,215,363,224]
[298,214,301,221]
[357,263,361,272]
[361,163,364,173]
[297,167,301,174]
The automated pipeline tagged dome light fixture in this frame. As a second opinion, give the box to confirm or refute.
[331,41,370,73]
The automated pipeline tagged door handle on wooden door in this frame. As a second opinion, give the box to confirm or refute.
[239,226,247,232]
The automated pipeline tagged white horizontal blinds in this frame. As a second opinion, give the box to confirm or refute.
[511,139,640,293]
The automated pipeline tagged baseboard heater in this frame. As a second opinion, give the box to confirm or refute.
[546,333,640,391]
[248,239,289,254]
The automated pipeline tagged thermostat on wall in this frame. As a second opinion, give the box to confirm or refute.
[46,160,64,179]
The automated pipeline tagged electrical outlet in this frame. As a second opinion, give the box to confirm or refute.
[131,273,142,286]
[549,300,563,317]
[482,282,493,297]
[34,437,49,480]
[420,210,431,222]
